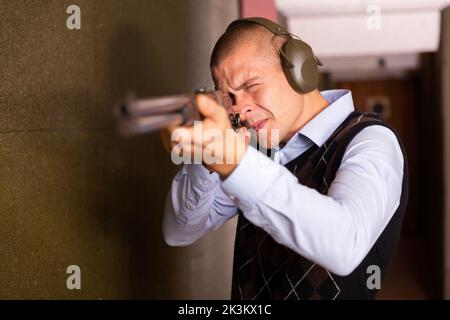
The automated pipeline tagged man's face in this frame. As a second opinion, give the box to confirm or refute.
[212,41,304,149]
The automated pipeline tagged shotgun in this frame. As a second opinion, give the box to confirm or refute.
[113,88,243,137]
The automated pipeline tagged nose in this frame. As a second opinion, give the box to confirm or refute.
[229,93,254,122]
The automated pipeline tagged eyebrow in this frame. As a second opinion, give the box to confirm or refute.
[229,76,260,92]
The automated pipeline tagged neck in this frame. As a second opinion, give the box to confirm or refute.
[304,90,330,123]
[284,90,330,142]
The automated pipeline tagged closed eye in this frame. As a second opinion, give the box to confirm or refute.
[246,83,260,91]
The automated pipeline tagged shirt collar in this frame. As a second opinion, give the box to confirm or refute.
[296,89,355,147]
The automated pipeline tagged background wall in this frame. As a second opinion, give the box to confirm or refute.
[441,6,450,299]
[0,0,239,299]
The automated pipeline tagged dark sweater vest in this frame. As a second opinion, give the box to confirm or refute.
[231,111,409,300]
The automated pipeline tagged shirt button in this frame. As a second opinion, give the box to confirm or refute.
[186,201,194,209]
[201,179,209,186]
[229,195,236,201]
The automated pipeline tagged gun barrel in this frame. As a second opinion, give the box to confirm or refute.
[116,94,191,118]
[113,89,240,137]
[118,113,185,136]
[114,93,196,137]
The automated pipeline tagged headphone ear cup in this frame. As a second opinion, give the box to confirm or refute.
[281,39,319,94]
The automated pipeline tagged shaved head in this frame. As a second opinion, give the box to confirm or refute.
[210,22,287,70]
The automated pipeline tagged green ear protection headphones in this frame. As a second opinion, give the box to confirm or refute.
[226,17,322,94]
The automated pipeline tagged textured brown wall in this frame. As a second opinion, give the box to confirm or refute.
[441,6,450,299]
[0,0,238,299]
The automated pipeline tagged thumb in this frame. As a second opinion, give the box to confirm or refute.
[196,94,228,123]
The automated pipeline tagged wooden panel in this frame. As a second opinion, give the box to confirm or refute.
[335,78,418,234]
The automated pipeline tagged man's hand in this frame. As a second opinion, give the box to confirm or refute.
[163,94,249,179]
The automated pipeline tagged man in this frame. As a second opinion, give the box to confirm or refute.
[162,17,408,300]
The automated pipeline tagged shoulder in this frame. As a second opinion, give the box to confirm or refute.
[342,124,404,173]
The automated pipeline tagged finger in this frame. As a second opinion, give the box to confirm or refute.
[175,125,216,147]
[170,126,191,145]
[196,94,228,123]
[171,142,193,159]
[178,142,205,161]
[171,143,183,157]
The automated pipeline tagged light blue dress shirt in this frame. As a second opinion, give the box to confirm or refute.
[163,89,404,276]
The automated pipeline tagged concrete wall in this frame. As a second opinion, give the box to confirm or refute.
[0,0,239,299]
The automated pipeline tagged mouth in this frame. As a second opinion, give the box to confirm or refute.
[251,119,269,131]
